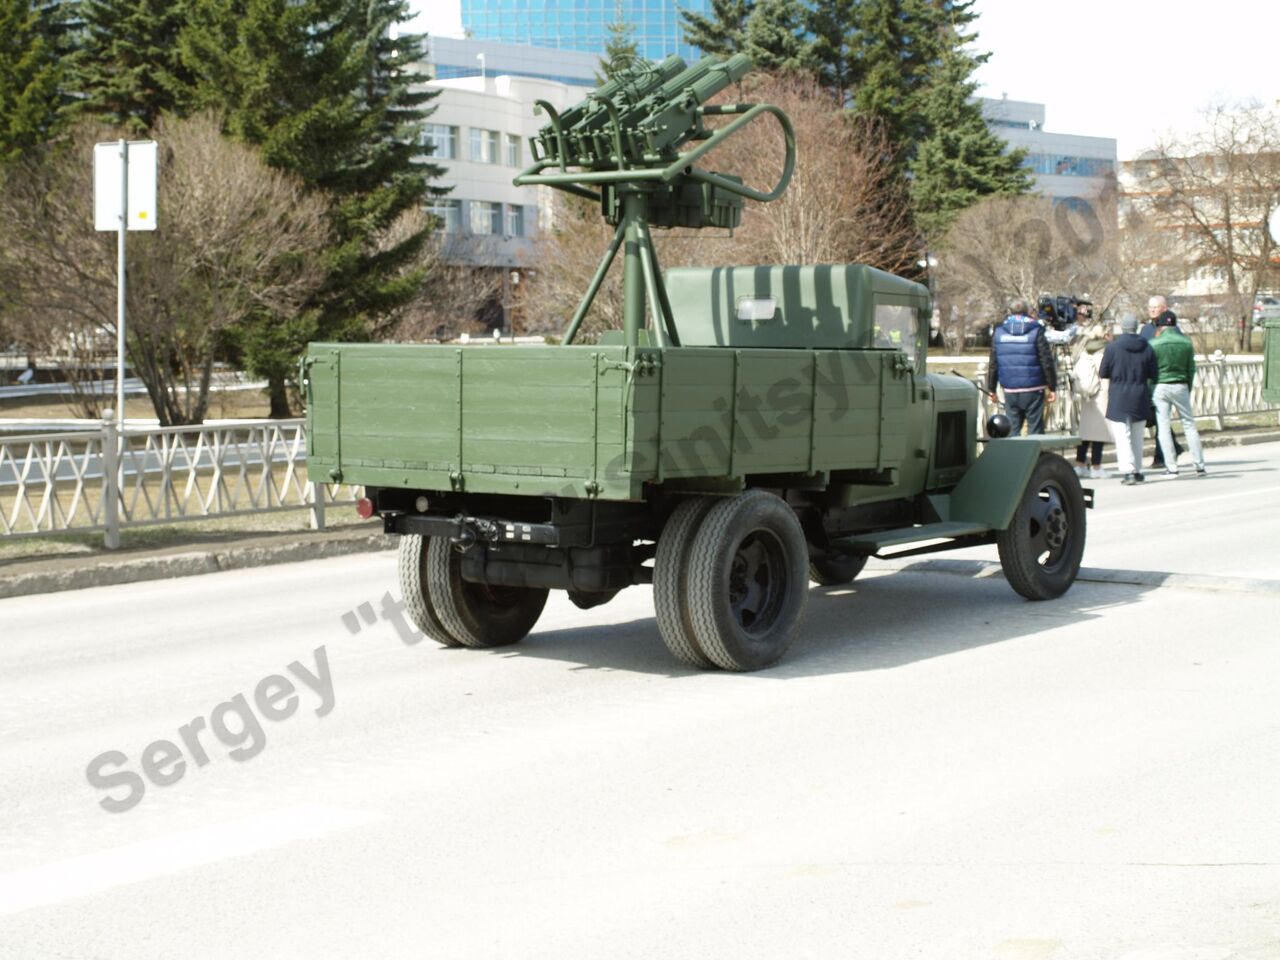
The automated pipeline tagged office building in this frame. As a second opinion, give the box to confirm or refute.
[981,97,1118,203]
[459,0,713,62]
[423,73,583,270]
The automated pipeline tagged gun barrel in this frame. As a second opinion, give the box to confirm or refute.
[536,56,686,166]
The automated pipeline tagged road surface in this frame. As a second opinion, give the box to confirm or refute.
[1,441,1278,959]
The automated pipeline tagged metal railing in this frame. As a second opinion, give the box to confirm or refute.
[0,418,359,544]
[3,357,1275,543]
[975,354,1279,435]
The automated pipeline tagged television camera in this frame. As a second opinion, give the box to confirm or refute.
[1037,294,1093,332]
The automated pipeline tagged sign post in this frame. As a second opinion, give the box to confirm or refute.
[93,139,157,428]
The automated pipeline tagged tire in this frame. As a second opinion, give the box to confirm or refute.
[397,534,463,647]
[997,453,1087,601]
[425,537,549,648]
[653,497,718,669]
[685,490,809,672]
[808,552,868,586]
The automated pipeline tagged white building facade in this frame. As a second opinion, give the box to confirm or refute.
[423,74,585,269]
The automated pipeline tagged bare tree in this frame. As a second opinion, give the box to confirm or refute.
[0,114,330,423]
[517,74,919,339]
[1135,103,1280,350]
[369,214,505,342]
[935,193,1123,347]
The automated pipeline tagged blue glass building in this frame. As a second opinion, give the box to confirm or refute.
[460,0,714,62]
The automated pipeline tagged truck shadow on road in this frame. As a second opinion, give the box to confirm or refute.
[501,569,1155,679]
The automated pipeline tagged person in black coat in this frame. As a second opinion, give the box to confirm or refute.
[1100,313,1159,484]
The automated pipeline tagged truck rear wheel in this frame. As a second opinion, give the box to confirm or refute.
[653,497,717,669]
[808,552,868,586]
[997,453,1086,601]
[425,537,548,648]
[397,535,463,647]
[685,490,809,671]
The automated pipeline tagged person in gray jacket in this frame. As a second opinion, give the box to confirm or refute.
[1099,313,1159,484]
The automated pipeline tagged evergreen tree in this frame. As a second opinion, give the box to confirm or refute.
[73,0,193,134]
[909,43,1031,240]
[846,0,980,168]
[681,0,754,58]
[596,13,639,82]
[744,0,810,74]
[805,0,858,105]
[0,0,72,162]
[177,0,446,414]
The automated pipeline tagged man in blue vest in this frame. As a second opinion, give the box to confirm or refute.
[986,299,1058,435]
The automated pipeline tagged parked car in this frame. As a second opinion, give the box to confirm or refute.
[1254,296,1280,326]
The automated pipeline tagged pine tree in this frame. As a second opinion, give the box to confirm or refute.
[805,0,858,105]
[596,13,639,82]
[0,0,72,162]
[909,44,1031,241]
[744,0,810,74]
[849,0,980,169]
[177,0,446,414]
[73,0,193,134]
[681,0,754,58]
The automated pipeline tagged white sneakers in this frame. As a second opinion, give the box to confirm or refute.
[1076,464,1108,479]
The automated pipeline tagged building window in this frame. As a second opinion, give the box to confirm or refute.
[1023,153,1115,178]
[469,128,500,164]
[423,124,458,160]
[427,199,461,234]
[506,134,521,167]
[470,200,502,235]
[505,204,524,237]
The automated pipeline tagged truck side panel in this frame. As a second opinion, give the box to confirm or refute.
[308,343,917,499]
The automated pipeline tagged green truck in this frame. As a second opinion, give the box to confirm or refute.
[304,55,1090,671]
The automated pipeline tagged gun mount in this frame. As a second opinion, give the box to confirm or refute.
[513,54,796,348]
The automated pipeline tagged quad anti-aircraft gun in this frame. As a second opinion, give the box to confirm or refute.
[304,56,1091,671]
[514,52,795,347]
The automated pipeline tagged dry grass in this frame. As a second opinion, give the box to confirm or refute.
[0,388,272,422]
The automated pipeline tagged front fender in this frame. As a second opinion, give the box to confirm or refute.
[946,437,1078,530]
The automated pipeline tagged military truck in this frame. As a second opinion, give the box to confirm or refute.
[304,55,1090,671]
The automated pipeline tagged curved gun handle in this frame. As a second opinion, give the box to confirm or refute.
[660,102,796,203]
[534,99,569,172]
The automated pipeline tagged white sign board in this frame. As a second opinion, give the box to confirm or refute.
[1269,206,1280,245]
[93,140,158,231]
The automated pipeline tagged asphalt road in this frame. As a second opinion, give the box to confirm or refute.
[1,441,1278,960]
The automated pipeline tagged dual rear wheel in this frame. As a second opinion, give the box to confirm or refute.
[398,534,548,648]
[654,490,810,672]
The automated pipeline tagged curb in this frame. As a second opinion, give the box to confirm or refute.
[0,532,396,601]
[872,557,1280,597]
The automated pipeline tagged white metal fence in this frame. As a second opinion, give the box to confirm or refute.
[0,419,358,545]
[976,354,1279,435]
[2,357,1275,543]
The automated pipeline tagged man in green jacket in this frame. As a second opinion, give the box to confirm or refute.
[1150,312,1206,476]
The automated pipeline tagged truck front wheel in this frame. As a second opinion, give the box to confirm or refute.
[997,453,1086,601]
[685,490,809,671]
[425,537,548,648]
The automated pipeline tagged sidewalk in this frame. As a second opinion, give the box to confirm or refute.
[2,425,1277,601]
[0,524,393,600]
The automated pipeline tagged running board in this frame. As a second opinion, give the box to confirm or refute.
[835,521,992,553]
